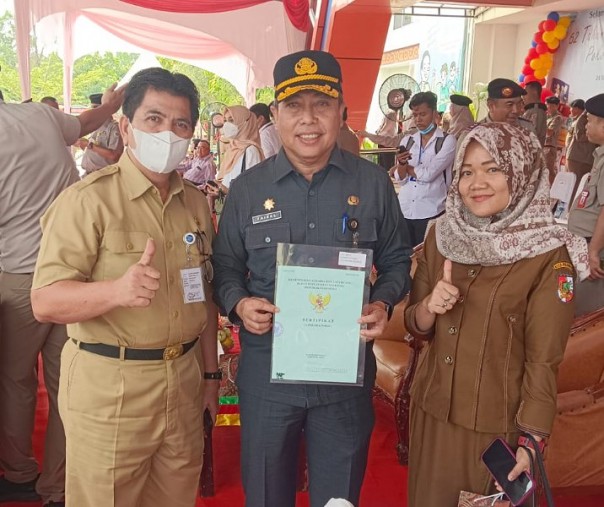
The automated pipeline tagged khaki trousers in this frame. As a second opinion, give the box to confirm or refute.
[59,339,204,507]
[0,272,67,504]
[544,146,559,185]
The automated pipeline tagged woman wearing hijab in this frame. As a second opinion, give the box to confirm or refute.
[404,123,589,507]
[206,105,264,197]
[447,94,475,139]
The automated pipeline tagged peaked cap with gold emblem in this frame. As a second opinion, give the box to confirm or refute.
[273,50,343,103]
[487,78,526,100]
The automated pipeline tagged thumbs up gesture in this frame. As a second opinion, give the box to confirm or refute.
[424,259,460,315]
[115,238,161,308]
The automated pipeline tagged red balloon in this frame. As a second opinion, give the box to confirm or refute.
[534,32,544,44]
[524,55,532,64]
[524,75,537,84]
[522,64,533,75]
[536,43,549,54]
[539,78,546,86]
[550,45,559,54]
[528,48,539,59]
[541,88,554,101]
[538,21,546,31]
[544,19,556,31]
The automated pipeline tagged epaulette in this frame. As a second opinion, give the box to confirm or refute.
[73,164,119,189]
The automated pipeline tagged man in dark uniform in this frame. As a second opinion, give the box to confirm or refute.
[212,50,412,507]
[568,93,604,315]
[482,78,535,133]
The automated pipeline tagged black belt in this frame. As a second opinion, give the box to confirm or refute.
[72,337,199,361]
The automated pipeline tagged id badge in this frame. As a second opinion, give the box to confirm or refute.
[577,189,589,209]
[180,267,205,303]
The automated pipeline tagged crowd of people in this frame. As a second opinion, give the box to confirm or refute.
[0,48,603,507]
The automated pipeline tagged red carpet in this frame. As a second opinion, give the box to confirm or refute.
[4,380,604,507]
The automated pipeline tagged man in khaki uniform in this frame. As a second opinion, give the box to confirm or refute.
[482,78,535,133]
[568,93,604,315]
[566,99,597,199]
[0,85,124,506]
[522,80,547,145]
[544,96,563,183]
[31,68,219,507]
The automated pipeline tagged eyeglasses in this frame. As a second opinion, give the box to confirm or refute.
[195,230,214,283]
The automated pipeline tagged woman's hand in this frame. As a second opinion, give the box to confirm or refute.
[422,259,460,315]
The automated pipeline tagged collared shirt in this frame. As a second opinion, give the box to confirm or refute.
[395,127,456,219]
[183,154,217,186]
[213,147,412,405]
[82,118,121,173]
[33,152,214,348]
[566,113,597,164]
[522,103,547,145]
[0,102,80,273]
[568,145,604,238]
[259,122,282,158]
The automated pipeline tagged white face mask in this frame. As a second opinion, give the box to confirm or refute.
[130,126,190,174]
[221,121,239,140]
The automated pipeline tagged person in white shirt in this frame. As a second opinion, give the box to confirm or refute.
[206,105,263,199]
[250,102,282,158]
[392,91,457,246]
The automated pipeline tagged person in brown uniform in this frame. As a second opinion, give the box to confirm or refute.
[30,68,219,507]
[566,99,597,200]
[522,80,546,145]
[568,93,604,316]
[404,123,589,507]
[544,95,563,183]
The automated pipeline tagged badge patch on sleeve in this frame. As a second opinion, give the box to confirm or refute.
[557,275,574,303]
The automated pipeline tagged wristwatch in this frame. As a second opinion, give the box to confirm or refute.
[203,371,222,380]
[518,435,546,454]
[374,301,393,320]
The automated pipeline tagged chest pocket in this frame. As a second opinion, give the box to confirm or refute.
[333,218,378,247]
[102,231,150,280]
[245,222,291,250]
[244,222,291,276]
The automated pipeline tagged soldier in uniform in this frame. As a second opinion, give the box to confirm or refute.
[482,78,535,133]
[522,80,547,145]
[79,93,124,174]
[213,50,412,507]
[568,93,604,315]
[566,99,598,199]
[544,96,564,183]
[31,68,219,507]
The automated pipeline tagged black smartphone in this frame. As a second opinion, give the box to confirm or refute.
[206,180,219,188]
[398,145,408,154]
[481,438,534,506]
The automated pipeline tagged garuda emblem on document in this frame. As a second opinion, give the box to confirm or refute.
[309,293,331,313]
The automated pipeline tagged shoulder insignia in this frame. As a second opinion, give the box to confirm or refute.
[553,261,573,271]
[76,164,119,188]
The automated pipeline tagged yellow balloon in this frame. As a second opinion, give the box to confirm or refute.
[542,31,554,43]
[559,16,572,28]
[543,60,552,71]
[553,25,567,39]
[530,58,542,70]
[534,68,547,79]
[547,39,560,50]
[541,52,553,62]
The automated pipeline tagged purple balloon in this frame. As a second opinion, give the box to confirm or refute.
[547,12,560,22]
[531,40,537,48]
[519,74,525,82]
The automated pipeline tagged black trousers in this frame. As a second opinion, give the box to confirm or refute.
[239,390,374,507]
[403,214,442,247]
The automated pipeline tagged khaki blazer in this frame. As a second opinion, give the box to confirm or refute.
[405,228,575,437]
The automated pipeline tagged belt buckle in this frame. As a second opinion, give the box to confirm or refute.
[163,344,184,361]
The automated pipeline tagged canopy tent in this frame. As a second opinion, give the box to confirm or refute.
[14,0,308,110]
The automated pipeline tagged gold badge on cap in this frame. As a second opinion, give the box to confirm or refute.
[502,87,513,98]
[264,198,276,211]
[295,58,318,76]
[347,195,359,206]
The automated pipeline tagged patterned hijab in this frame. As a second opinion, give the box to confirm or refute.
[448,104,475,138]
[217,105,264,179]
[435,123,589,280]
